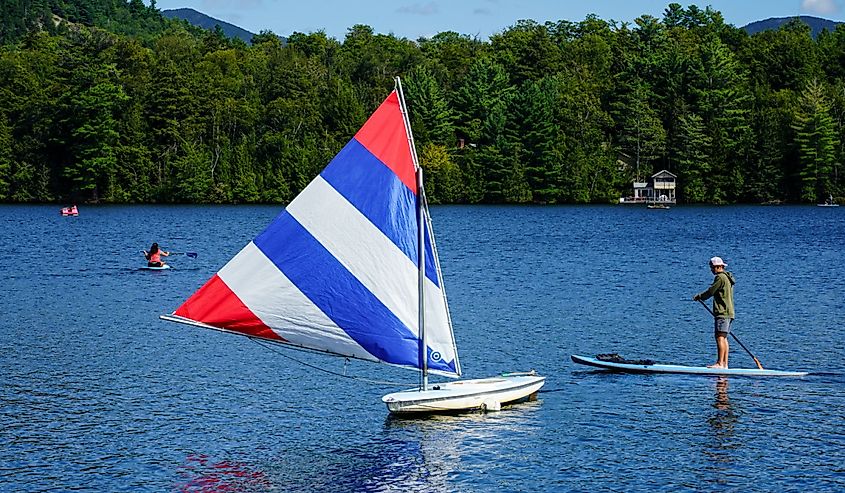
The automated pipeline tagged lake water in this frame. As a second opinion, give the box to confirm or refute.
[1,204,843,492]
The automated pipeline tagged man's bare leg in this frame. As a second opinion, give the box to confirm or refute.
[708,333,729,368]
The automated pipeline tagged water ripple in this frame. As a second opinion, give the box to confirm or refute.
[0,204,843,492]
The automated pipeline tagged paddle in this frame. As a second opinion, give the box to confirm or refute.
[697,299,764,369]
[139,250,197,258]
[169,252,198,258]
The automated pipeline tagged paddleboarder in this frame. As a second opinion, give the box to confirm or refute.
[693,257,735,369]
[144,242,170,268]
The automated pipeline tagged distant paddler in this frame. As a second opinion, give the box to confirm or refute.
[143,242,170,268]
[693,256,735,369]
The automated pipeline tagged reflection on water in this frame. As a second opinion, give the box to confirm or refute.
[175,454,271,493]
[353,403,544,492]
[705,378,740,470]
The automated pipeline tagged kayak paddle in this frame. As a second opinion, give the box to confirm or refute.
[170,252,198,258]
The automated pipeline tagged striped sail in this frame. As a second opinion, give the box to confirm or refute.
[167,90,461,377]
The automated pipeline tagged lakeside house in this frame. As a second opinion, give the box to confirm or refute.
[619,170,677,204]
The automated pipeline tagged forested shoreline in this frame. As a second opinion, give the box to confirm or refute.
[1,1,843,204]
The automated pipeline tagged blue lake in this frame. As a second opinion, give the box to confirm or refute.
[1,204,843,492]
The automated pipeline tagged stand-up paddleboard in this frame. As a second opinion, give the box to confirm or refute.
[140,264,171,270]
[571,354,808,377]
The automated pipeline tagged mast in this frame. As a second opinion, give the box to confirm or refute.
[396,76,428,391]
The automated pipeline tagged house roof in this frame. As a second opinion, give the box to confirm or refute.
[651,169,677,178]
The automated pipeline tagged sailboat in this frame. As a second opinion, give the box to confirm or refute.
[160,78,545,414]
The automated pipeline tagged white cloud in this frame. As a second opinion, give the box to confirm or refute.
[801,0,840,15]
[397,2,439,16]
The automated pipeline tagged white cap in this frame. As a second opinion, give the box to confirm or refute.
[709,256,727,267]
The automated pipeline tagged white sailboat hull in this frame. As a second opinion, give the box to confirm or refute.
[382,373,545,414]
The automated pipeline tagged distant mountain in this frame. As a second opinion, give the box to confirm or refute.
[742,15,843,38]
[162,8,255,43]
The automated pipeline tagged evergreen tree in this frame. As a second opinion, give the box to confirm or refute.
[744,89,788,202]
[506,79,557,202]
[0,113,11,199]
[792,78,838,202]
[675,112,712,203]
[63,62,128,201]
[405,65,456,146]
[690,33,751,202]
[489,19,561,85]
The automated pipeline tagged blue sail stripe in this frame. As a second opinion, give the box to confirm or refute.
[253,212,457,374]
[320,139,439,287]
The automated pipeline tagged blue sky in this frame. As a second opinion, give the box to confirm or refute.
[146,0,845,40]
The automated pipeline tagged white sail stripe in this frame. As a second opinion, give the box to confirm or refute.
[287,177,457,363]
[424,279,454,360]
[217,241,379,362]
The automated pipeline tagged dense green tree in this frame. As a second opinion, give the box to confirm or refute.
[420,143,462,203]
[743,19,820,92]
[418,31,486,93]
[3,1,845,205]
[689,33,751,202]
[507,78,558,202]
[0,113,11,198]
[744,89,789,201]
[792,79,839,202]
[61,61,128,201]
[675,112,712,202]
[490,20,561,85]
[405,65,456,146]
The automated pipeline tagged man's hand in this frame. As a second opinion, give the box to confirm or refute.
[693,294,700,301]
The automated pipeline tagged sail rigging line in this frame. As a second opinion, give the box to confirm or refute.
[250,338,418,388]
[420,186,460,376]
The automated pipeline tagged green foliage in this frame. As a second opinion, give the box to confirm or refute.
[792,79,839,202]
[405,65,455,146]
[507,78,558,202]
[743,89,789,201]
[0,113,11,198]
[2,1,845,204]
[675,113,712,202]
[689,33,751,202]
[420,143,462,204]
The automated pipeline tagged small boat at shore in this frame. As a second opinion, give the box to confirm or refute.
[60,205,78,216]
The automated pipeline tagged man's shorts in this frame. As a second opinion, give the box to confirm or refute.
[714,318,732,335]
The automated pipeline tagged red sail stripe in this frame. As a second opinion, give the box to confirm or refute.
[174,274,284,341]
[354,91,417,194]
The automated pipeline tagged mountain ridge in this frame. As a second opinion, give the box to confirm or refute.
[162,8,842,43]
[162,8,255,43]
[742,15,842,37]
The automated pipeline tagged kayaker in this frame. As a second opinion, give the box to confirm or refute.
[693,257,735,368]
[144,242,170,267]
